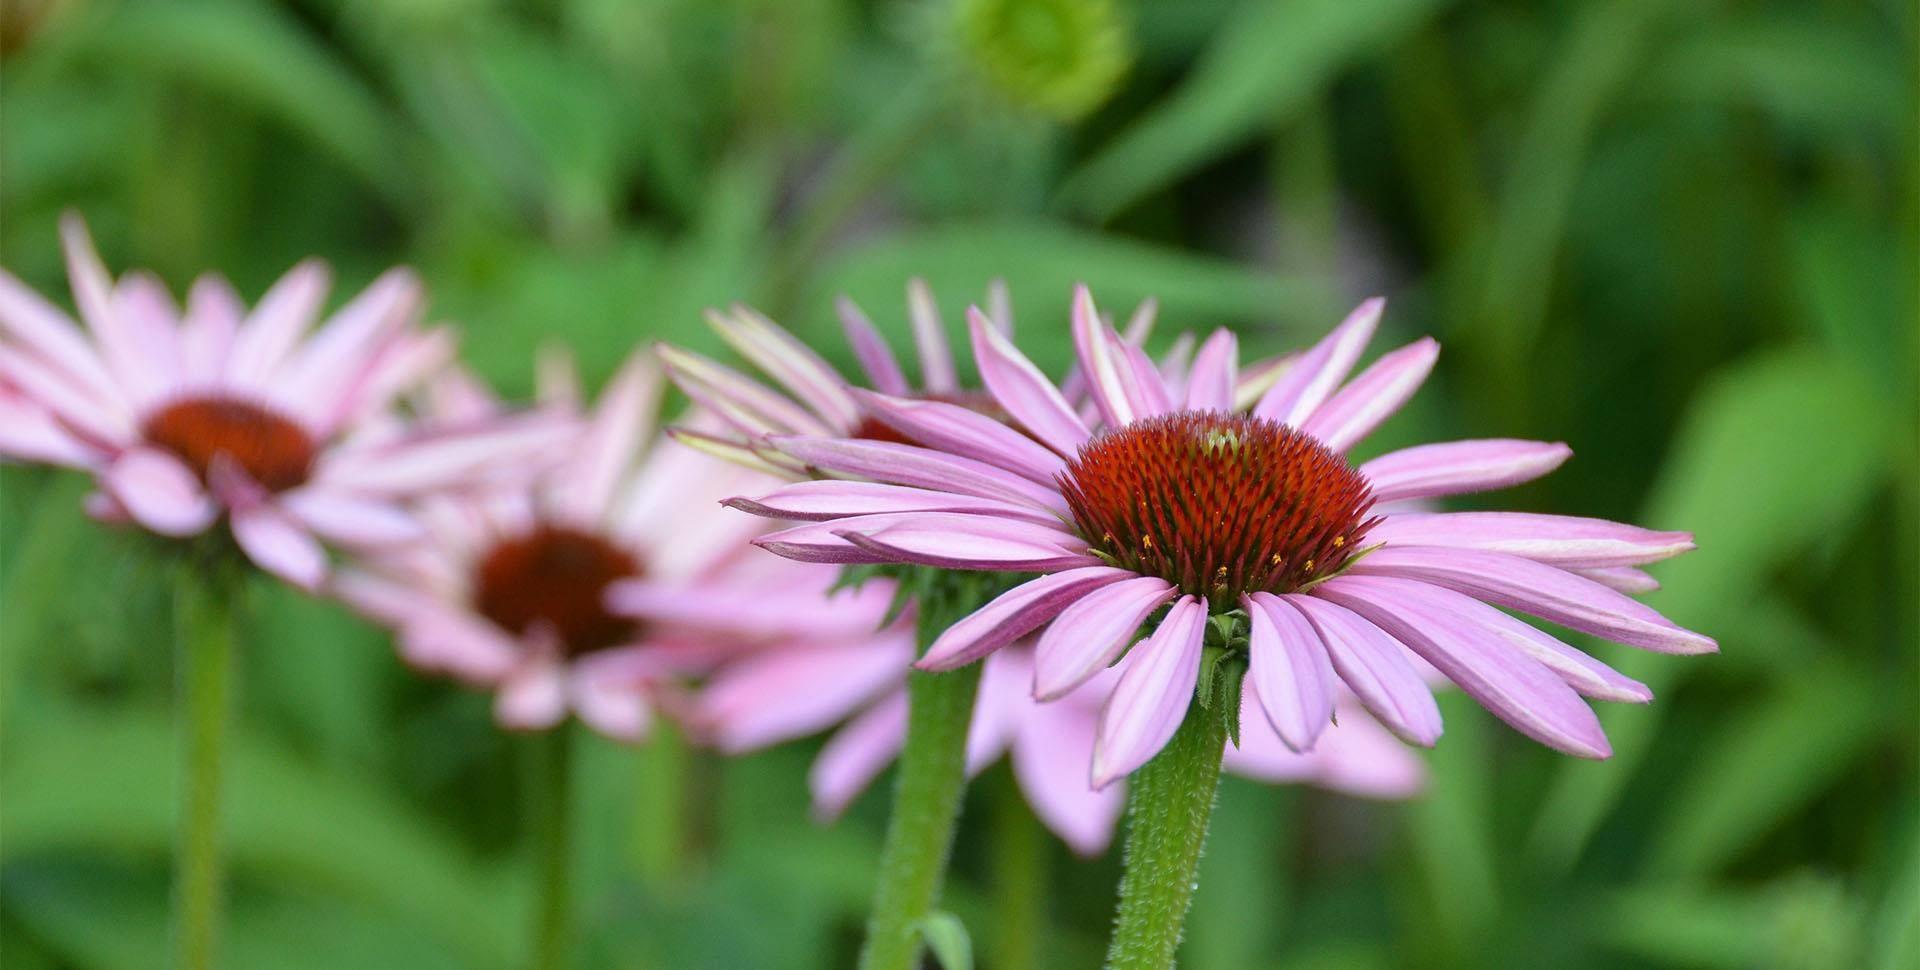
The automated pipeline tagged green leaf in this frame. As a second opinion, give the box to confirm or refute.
[1646,663,1889,878]
[916,910,974,970]
[1056,0,1442,220]
[0,707,521,968]
[1529,349,1896,869]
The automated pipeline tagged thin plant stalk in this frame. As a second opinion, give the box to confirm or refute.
[857,573,987,970]
[529,726,577,970]
[174,559,242,970]
[989,769,1047,970]
[1103,704,1229,970]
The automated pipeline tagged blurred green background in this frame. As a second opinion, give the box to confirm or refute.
[2,0,1915,967]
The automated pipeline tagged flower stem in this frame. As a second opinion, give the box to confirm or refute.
[174,561,241,970]
[989,769,1047,970]
[529,727,576,970]
[857,574,986,970]
[1104,703,1229,970]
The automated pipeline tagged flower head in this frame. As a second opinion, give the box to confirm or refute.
[0,215,567,588]
[333,350,902,740]
[729,286,1715,785]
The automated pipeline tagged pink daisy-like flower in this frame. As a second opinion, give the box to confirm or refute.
[799,642,1425,856]
[333,350,904,740]
[0,216,567,589]
[730,287,1715,785]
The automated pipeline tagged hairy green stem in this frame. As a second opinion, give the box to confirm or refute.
[529,727,576,970]
[1104,704,1229,970]
[174,562,241,970]
[857,577,986,970]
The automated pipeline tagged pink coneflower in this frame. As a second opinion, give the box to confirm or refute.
[800,642,1425,856]
[0,216,565,588]
[731,287,1714,785]
[333,350,902,739]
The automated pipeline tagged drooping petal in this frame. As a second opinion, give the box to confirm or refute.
[1572,565,1660,594]
[227,259,331,387]
[1071,285,1135,428]
[850,388,1066,484]
[1033,576,1177,700]
[969,307,1091,457]
[811,692,909,820]
[570,656,654,743]
[547,349,661,523]
[1351,546,1716,654]
[496,661,568,731]
[1012,698,1124,855]
[839,514,1097,572]
[726,479,1057,526]
[1315,575,1611,758]
[919,566,1135,670]
[231,503,328,590]
[751,518,894,565]
[837,296,911,396]
[1092,595,1207,788]
[1299,337,1438,452]
[710,304,860,429]
[696,641,910,753]
[1255,298,1382,424]
[0,390,95,467]
[280,488,425,547]
[607,576,896,642]
[1244,592,1335,752]
[657,343,837,437]
[768,435,1069,515]
[1183,329,1238,411]
[906,278,957,393]
[1360,439,1573,504]
[1368,512,1696,568]
[104,447,218,536]
[1284,594,1442,747]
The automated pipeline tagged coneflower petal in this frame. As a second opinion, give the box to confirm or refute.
[1351,546,1716,654]
[1013,699,1125,857]
[1184,329,1238,411]
[104,446,217,537]
[907,278,958,394]
[711,304,861,429]
[838,517,1097,572]
[812,692,909,820]
[1071,284,1136,427]
[1093,595,1208,788]
[1255,297,1382,425]
[919,565,1136,671]
[1360,438,1572,503]
[227,258,331,386]
[231,503,327,591]
[1572,565,1660,594]
[837,297,912,396]
[1316,575,1612,759]
[1285,594,1443,747]
[850,388,1066,485]
[1245,592,1336,752]
[1301,337,1438,452]
[1369,512,1696,568]
[1033,576,1178,700]
[969,308,1091,457]
[769,434,1070,515]
[726,479,1058,525]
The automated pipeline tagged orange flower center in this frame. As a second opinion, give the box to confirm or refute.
[1059,412,1375,606]
[142,397,316,492]
[473,525,642,656]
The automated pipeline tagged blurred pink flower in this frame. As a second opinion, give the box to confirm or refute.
[334,350,904,741]
[729,287,1715,785]
[0,215,566,589]
[804,642,1426,856]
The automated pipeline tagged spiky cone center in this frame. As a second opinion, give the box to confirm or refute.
[143,396,317,492]
[473,525,642,657]
[1060,412,1376,609]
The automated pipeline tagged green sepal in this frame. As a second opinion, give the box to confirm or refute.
[915,910,974,970]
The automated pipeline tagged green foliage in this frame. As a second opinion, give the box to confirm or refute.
[2,0,1914,967]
